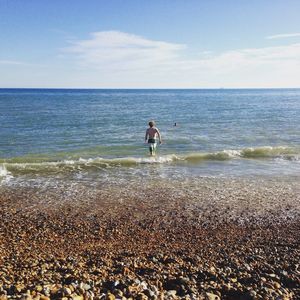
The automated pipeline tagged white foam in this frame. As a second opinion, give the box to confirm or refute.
[222,149,242,158]
[137,154,179,164]
[0,165,14,184]
[74,155,179,165]
[63,160,76,165]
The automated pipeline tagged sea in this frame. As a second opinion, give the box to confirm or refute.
[0,88,299,191]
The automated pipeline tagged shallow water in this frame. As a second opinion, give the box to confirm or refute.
[0,88,299,186]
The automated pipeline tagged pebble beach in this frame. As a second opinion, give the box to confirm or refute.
[1,178,299,300]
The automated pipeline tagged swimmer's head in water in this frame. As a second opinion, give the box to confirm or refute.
[149,121,155,127]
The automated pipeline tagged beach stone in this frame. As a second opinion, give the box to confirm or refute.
[114,289,123,297]
[69,285,75,293]
[21,295,32,300]
[77,286,85,294]
[35,285,43,293]
[42,287,50,297]
[156,293,162,300]
[136,293,148,300]
[72,296,84,300]
[151,285,159,295]
[261,277,267,283]
[15,284,25,293]
[50,285,61,295]
[83,283,91,291]
[167,290,177,297]
[106,293,115,300]
[64,287,72,295]
[123,267,131,275]
[274,282,281,289]
[152,257,158,263]
[205,293,220,300]
[140,281,148,290]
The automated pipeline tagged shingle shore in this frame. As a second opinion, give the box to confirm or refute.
[0,182,299,300]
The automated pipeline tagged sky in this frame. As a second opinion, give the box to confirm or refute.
[1,0,300,88]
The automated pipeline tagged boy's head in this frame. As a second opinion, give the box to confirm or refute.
[149,121,155,127]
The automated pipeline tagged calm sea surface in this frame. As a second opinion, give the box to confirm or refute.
[0,89,299,187]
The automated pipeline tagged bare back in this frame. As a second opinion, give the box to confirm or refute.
[146,127,159,139]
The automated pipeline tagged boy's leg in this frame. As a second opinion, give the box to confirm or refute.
[149,145,153,156]
[149,143,157,156]
[153,143,157,155]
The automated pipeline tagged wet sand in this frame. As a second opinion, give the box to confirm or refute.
[0,178,299,299]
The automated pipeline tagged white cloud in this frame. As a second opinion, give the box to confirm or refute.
[266,33,300,39]
[65,31,186,71]
[62,31,300,87]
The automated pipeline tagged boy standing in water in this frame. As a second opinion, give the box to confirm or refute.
[145,121,162,156]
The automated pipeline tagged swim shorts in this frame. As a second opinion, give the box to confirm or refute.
[148,138,156,144]
[148,139,157,154]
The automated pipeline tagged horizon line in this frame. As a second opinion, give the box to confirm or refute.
[0,87,300,90]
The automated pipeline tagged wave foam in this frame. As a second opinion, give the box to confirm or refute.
[0,165,14,183]
[0,146,299,177]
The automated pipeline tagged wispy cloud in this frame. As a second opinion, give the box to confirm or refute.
[63,31,300,86]
[65,31,300,71]
[0,60,28,65]
[64,31,186,71]
[266,33,300,39]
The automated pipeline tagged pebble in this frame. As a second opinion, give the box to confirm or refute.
[106,293,115,300]
[72,296,84,300]
[35,286,43,293]
[274,282,281,289]
[261,277,267,283]
[167,290,177,297]
[205,292,220,300]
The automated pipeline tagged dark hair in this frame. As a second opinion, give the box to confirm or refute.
[149,121,155,127]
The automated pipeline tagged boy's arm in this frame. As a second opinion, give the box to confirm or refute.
[145,129,148,142]
[156,129,162,144]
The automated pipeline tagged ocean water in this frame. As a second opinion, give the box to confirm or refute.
[0,88,299,187]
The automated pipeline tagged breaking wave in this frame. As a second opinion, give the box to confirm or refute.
[0,146,299,178]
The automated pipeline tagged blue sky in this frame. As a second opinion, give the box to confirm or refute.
[1,0,300,88]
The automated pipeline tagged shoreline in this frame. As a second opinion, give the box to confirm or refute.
[0,180,299,299]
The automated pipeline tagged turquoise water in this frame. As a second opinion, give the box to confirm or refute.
[0,88,299,185]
